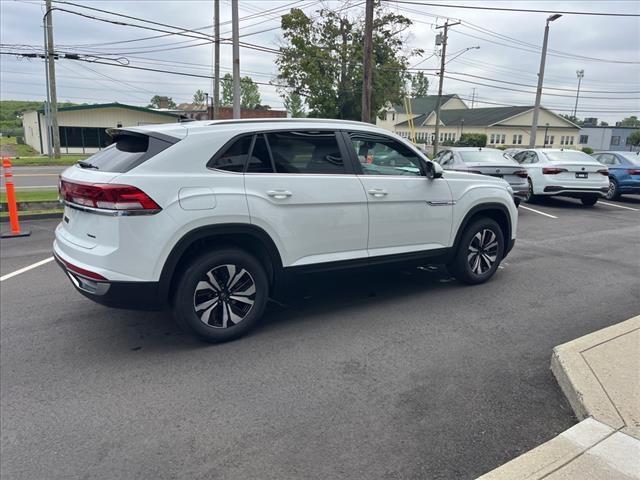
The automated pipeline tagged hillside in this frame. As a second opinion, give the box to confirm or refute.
[0,100,76,135]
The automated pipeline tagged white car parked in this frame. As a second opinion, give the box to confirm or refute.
[54,119,517,342]
[512,149,609,206]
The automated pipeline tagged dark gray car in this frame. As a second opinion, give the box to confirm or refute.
[434,147,529,202]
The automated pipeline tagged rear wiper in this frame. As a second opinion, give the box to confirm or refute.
[77,160,98,169]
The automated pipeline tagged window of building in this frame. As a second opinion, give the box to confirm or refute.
[569,136,574,145]
[611,136,621,146]
[490,134,495,144]
[381,111,387,121]
[500,134,505,144]
[545,135,555,145]
[391,113,395,121]
[579,135,589,144]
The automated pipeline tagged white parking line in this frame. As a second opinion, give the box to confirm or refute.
[599,201,639,212]
[0,257,54,282]
[519,205,558,219]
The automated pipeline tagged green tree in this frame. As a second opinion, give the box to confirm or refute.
[147,95,176,109]
[410,71,429,97]
[221,74,263,109]
[627,130,640,147]
[618,116,640,127]
[193,89,207,105]
[283,91,305,117]
[276,6,418,121]
[560,114,583,126]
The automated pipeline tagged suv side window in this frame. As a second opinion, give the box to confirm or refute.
[350,134,423,176]
[267,131,345,174]
[439,151,454,166]
[246,134,274,173]
[208,135,252,172]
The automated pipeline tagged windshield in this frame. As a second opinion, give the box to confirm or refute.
[544,151,596,163]
[458,149,515,164]
[619,152,640,165]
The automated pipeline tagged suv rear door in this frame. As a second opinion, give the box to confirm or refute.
[241,129,369,267]
[343,132,453,257]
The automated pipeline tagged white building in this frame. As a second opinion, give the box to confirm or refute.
[377,95,581,152]
[22,103,182,155]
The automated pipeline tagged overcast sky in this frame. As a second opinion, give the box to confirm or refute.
[1,0,639,123]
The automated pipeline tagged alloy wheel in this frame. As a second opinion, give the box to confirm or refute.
[605,180,617,200]
[193,264,256,328]
[467,229,499,275]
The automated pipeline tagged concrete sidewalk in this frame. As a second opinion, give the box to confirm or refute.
[478,316,640,479]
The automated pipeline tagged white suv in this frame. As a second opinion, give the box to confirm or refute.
[54,119,517,342]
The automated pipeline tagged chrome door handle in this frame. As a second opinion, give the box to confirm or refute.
[367,189,388,198]
[266,190,292,199]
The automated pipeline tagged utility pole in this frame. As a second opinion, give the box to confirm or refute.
[572,69,584,119]
[231,0,240,119]
[361,0,374,123]
[213,0,220,120]
[529,14,562,148]
[432,20,460,155]
[470,88,476,109]
[45,0,61,158]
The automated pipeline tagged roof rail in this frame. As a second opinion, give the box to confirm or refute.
[206,118,372,127]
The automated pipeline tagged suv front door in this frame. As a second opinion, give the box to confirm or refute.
[344,132,453,257]
[242,130,369,267]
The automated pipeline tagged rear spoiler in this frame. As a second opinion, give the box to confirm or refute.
[105,128,183,145]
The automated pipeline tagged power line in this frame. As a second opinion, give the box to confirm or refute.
[385,1,640,17]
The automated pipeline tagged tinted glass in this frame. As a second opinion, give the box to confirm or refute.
[351,135,422,176]
[544,151,597,163]
[210,135,251,172]
[458,149,516,164]
[246,134,274,173]
[267,131,344,174]
[77,134,174,173]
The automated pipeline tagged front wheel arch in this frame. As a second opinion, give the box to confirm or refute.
[452,203,511,255]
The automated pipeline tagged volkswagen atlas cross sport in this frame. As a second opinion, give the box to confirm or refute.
[54,119,518,343]
[512,149,609,206]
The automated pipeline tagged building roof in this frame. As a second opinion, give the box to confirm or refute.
[393,95,457,114]
[35,102,181,118]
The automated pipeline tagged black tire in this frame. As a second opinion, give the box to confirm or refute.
[605,178,620,200]
[581,195,599,207]
[450,217,504,285]
[524,178,539,204]
[172,248,268,343]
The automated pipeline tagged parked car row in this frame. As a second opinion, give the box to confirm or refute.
[433,147,640,206]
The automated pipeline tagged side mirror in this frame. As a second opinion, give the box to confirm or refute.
[425,161,443,179]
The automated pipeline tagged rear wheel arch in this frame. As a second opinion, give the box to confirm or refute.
[453,203,512,252]
[159,224,284,304]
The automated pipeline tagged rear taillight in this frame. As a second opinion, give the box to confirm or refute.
[514,170,528,178]
[60,180,161,213]
[628,168,640,175]
[542,167,568,175]
[597,169,609,176]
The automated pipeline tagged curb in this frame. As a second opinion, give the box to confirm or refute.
[550,315,640,434]
[0,212,62,222]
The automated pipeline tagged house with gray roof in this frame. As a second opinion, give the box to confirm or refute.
[377,95,581,152]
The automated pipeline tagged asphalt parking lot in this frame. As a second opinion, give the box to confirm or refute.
[1,196,639,480]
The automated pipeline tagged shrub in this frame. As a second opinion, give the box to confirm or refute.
[581,147,594,155]
[496,145,507,151]
[456,133,487,147]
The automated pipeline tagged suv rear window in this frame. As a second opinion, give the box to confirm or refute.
[77,132,177,173]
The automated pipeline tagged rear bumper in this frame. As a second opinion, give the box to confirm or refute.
[54,251,164,310]
[542,186,608,196]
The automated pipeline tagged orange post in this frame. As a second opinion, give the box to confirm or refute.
[2,157,31,238]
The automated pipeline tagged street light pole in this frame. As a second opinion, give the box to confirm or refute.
[44,0,61,158]
[231,0,240,119]
[528,14,562,148]
[572,69,584,119]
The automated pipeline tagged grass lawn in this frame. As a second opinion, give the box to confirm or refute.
[10,155,87,166]
[1,189,59,203]
[0,136,39,157]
